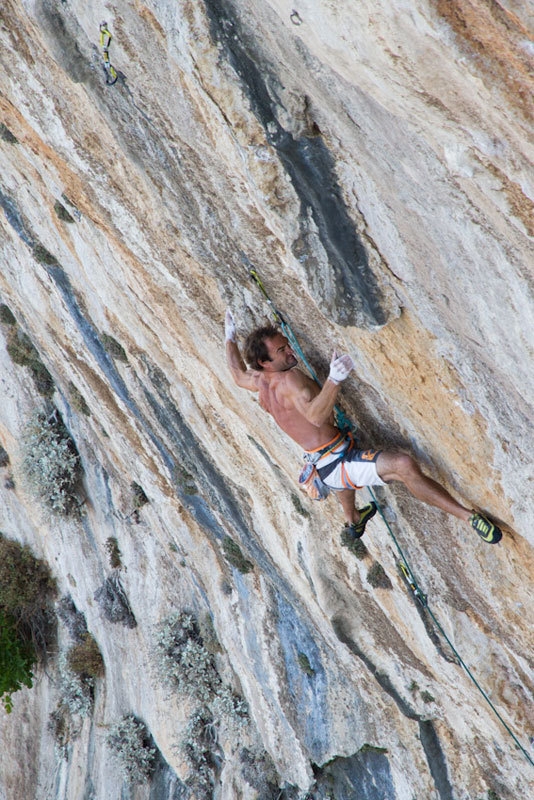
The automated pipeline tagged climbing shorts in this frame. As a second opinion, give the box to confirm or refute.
[315,440,386,490]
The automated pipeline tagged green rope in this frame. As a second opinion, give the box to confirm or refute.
[367,487,534,768]
[246,259,534,770]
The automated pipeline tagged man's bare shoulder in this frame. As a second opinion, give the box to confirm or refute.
[233,367,261,392]
[279,367,318,396]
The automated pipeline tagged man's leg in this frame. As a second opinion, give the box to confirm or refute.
[376,452,471,521]
[334,488,377,537]
[335,488,358,524]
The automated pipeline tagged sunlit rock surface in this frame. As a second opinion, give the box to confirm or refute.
[0,0,533,798]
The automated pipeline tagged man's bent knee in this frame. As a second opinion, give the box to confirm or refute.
[376,451,420,483]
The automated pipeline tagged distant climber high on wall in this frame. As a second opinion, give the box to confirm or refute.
[224,310,502,544]
[99,21,118,85]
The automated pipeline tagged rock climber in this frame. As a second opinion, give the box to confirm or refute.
[224,310,502,544]
[99,21,118,85]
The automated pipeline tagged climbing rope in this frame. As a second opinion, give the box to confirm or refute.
[367,487,534,768]
[247,260,534,770]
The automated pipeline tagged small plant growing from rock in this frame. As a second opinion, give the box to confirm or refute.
[157,613,248,796]
[156,612,248,721]
[157,613,220,703]
[131,481,148,508]
[67,632,104,680]
[0,611,36,713]
[53,200,75,223]
[22,407,82,516]
[57,652,94,717]
[0,534,57,711]
[182,707,218,799]
[420,690,435,704]
[240,747,280,799]
[101,332,128,362]
[107,715,157,784]
[48,706,72,760]
[297,652,315,677]
[222,536,254,574]
[106,537,122,569]
[94,574,136,628]
[366,561,392,589]
[56,595,88,642]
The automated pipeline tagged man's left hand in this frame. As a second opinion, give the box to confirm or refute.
[328,351,354,384]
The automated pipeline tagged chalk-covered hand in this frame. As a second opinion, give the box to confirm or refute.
[225,309,237,342]
[328,351,354,384]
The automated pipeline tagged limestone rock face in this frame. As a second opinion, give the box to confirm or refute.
[0,1,533,798]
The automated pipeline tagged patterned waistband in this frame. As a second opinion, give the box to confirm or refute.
[303,432,350,464]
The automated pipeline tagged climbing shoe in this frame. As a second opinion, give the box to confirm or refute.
[469,512,502,544]
[342,502,377,541]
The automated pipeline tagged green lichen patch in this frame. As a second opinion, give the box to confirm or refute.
[68,382,91,416]
[340,529,368,559]
[222,537,254,574]
[101,332,128,362]
[6,326,55,397]
[0,123,18,144]
[33,243,59,266]
[53,200,75,223]
[0,304,17,325]
[366,561,392,589]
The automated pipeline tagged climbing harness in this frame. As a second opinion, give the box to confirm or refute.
[298,463,331,501]
[99,22,118,85]
[248,259,534,770]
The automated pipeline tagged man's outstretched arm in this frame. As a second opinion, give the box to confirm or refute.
[225,310,258,391]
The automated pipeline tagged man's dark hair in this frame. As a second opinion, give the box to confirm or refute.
[244,325,280,370]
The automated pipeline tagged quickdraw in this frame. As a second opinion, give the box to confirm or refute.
[398,560,427,607]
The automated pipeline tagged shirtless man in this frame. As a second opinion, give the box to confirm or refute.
[225,310,502,544]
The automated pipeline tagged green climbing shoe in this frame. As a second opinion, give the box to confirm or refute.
[469,512,502,544]
[342,502,377,541]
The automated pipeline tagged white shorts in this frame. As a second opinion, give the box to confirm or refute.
[315,440,386,490]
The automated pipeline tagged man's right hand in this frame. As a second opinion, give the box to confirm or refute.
[225,309,236,342]
[328,351,354,384]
